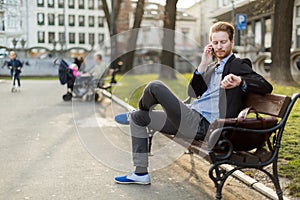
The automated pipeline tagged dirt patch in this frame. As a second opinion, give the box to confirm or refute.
[242,166,298,200]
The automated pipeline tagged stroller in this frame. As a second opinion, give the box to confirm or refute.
[55,58,104,101]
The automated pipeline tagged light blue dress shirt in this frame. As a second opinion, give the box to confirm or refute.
[189,54,232,123]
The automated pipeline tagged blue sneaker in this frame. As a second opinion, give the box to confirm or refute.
[114,111,133,125]
[114,172,151,185]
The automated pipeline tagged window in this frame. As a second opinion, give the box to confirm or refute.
[89,33,95,45]
[223,0,229,6]
[59,32,65,43]
[296,6,300,18]
[58,14,64,26]
[79,0,84,9]
[48,0,54,7]
[98,16,104,27]
[48,13,55,25]
[7,16,17,29]
[69,15,75,26]
[79,33,85,44]
[88,16,94,27]
[69,32,75,44]
[217,0,223,8]
[48,32,55,43]
[37,13,45,25]
[98,33,104,44]
[37,0,44,7]
[88,0,94,9]
[255,21,262,49]
[264,18,272,49]
[68,0,75,8]
[58,0,64,8]
[297,26,300,48]
[0,13,5,31]
[79,15,85,26]
[38,31,45,43]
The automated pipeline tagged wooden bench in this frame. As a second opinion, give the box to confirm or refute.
[148,92,300,200]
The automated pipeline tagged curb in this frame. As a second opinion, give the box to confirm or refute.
[105,90,290,200]
[221,164,290,200]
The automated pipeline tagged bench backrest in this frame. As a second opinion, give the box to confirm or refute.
[245,92,291,118]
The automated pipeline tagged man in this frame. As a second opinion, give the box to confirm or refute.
[88,52,106,80]
[8,51,23,91]
[114,21,273,185]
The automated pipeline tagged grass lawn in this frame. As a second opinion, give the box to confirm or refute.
[273,85,300,197]
[112,73,300,197]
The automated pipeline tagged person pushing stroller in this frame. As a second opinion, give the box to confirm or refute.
[58,52,109,101]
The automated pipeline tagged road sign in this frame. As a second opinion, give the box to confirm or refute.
[236,14,247,30]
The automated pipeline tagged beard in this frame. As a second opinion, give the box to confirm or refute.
[215,49,231,59]
[215,45,232,59]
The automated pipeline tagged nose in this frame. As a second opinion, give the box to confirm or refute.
[216,43,222,49]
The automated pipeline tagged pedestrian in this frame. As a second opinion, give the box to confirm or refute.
[86,52,106,81]
[73,56,86,72]
[7,51,23,92]
[113,21,273,185]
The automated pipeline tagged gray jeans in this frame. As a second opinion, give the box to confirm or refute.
[130,80,210,168]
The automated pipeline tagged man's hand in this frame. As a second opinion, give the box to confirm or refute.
[197,44,214,72]
[221,74,242,89]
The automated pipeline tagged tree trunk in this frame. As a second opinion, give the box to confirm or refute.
[101,0,111,35]
[101,0,122,36]
[159,0,178,80]
[122,0,145,72]
[270,0,296,85]
[101,0,123,81]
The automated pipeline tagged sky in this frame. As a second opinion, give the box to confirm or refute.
[177,0,198,8]
[149,0,198,9]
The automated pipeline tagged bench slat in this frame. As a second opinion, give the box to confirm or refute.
[245,93,291,118]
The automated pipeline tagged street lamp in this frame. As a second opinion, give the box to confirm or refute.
[90,41,95,51]
[12,38,18,49]
[20,38,27,58]
[20,38,26,49]
[52,40,57,57]
[59,39,64,51]
[52,40,57,50]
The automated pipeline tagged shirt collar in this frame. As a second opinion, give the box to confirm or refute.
[219,53,233,67]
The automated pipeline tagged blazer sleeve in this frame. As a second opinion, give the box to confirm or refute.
[234,58,273,94]
[188,70,208,98]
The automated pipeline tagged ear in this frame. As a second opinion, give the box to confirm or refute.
[231,39,235,46]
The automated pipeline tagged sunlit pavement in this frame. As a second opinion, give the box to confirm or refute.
[0,80,270,200]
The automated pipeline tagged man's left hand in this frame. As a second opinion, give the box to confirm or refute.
[220,74,242,89]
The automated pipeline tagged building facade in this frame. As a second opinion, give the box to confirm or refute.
[0,0,110,56]
[0,0,24,49]
[187,0,300,52]
[128,1,198,72]
[29,0,109,51]
[185,0,300,80]
[1,0,196,59]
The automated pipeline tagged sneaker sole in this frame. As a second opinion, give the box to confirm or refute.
[114,180,151,185]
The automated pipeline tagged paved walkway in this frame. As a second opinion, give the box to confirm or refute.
[0,80,278,200]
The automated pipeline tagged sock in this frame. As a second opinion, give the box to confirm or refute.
[135,166,148,175]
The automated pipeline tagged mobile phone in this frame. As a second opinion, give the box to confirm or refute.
[211,48,216,60]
